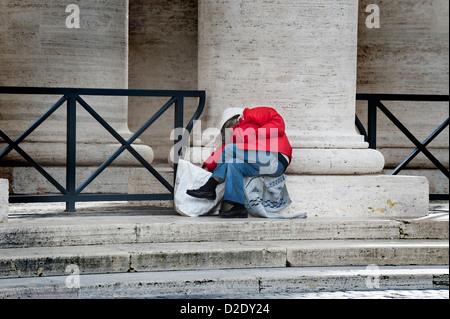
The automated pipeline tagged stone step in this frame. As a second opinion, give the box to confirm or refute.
[0,239,447,279]
[1,212,448,248]
[0,265,447,299]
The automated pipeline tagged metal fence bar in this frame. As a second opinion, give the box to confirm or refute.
[367,98,378,149]
[0,86,204,97]
[0,94,68,161]
[0,130,67,194]
[376,100,449,178]
[392,118,449,176]
[66,93,77,212]
[74,95,177,195]
[0,86,206,211]
[356,93,449,102]
[8,193,174,203]
[355,115,368,143]
[173,97,184,184]
[73,95,179,196]
[356,93,449,200]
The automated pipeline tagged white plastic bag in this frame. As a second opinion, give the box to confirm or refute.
[174,159,225,217]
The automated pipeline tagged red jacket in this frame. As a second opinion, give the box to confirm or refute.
[203,107,292,172]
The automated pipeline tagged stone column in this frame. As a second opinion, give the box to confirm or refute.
[198,0,429,218]
[0,1,153,194]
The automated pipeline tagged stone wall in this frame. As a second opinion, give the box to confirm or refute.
[356,0,449,194]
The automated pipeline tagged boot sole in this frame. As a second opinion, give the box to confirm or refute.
[186,190,216,200]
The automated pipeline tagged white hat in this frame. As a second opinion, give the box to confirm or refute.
[218,107,244,129]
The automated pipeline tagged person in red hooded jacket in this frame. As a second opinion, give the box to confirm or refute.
[187,107,292,218]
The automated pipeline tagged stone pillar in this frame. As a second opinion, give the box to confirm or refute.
[0,1,153,194]
[0,179,7,223]
[357,0,449,195]
[198,0,429,218]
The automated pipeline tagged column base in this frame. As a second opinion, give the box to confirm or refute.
[382,169,449,195]
[282,174,429,219]
[287,148,385,175]
[181,147,386,175]
[0,179,8,223]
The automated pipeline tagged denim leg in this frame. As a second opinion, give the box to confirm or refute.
[211,144,285,205]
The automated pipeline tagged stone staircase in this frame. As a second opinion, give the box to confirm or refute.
[0,202,448,298]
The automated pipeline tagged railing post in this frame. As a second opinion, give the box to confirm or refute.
[367,98,377,149]
[174,96,184,183]
[66,92,77,212]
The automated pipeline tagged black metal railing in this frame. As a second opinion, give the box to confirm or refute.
[0,87,205,211]
[356,94,449,200]
[1,88,448,209]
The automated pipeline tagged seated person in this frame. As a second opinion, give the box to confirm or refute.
[187,107,292,218]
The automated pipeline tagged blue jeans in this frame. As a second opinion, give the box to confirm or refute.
[211,144,286,205]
